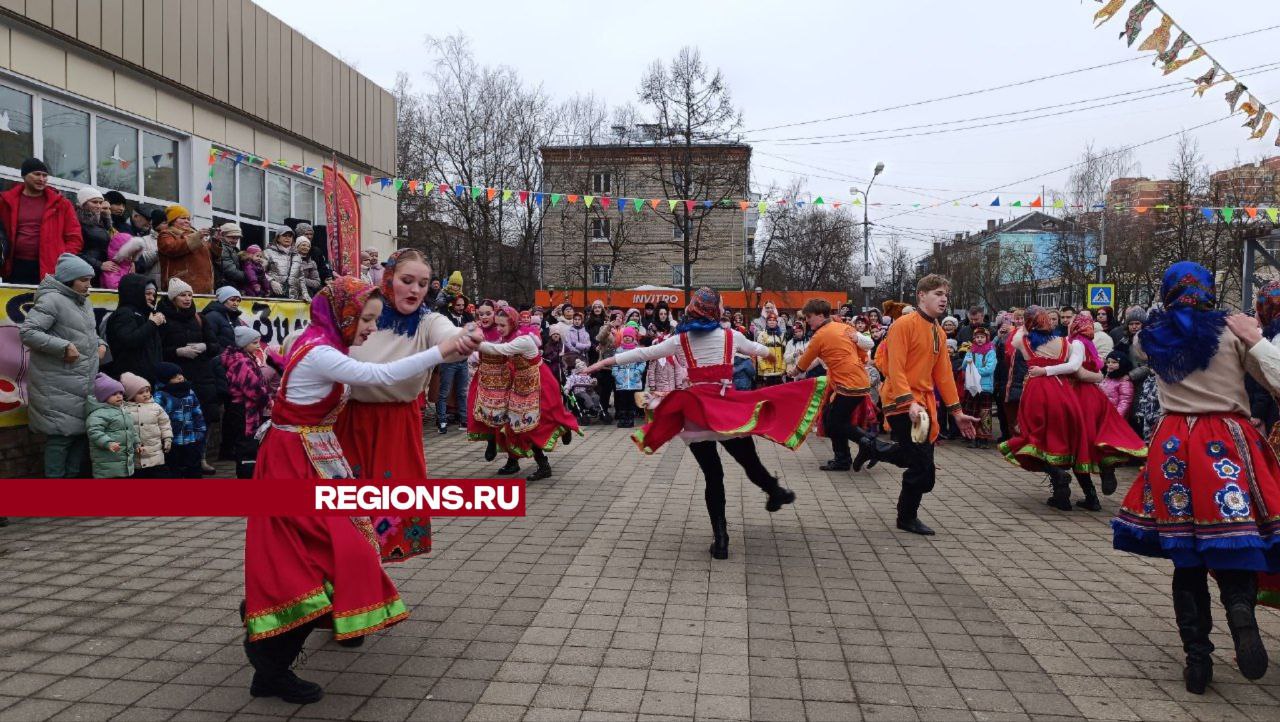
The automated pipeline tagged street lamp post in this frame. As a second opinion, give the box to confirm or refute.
[850,162,885,312]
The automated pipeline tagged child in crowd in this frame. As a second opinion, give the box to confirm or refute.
[222,326,271,479]
[120,372,172,478]
[644,333,686,415]
[240,245,269,297]
[1101,349,1135,420]
[85,373,140,479]
[153,361,206,478]
[564,360,603,421]
[611,326,645,428]
[755,316,787,386]
[544,330,566,386]
[100,232,137,289]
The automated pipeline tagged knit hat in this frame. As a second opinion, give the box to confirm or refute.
[941,316,959,329]
[684,286,721,320]
[103,190,127,206]
[20,157,48,176]
[946,338,958,351]
[295,237,311,252]
[53,253,95,283]
[93,373,125,402]
[245,244,262,254]
[76,186,104,207]
[444,270,463,295]
[165,205,190,223]
[620,326,639,345]
[149,208,167,227]
[1124,306,1148,324]
[119,372,150,401]
[234,326,260,348]
[219,222,243,237]
[295,222,313,234]
[215,286,241,304]
[156,362,183,383]
[167,277,193,300]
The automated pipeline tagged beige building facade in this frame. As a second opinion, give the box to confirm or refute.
[0,0,397,255]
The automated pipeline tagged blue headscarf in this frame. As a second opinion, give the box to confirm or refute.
[1139,261,1227,383]
[376,249,429,338]
[1024,305,1059,350]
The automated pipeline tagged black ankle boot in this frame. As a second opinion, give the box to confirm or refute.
[1172,581,1214,694]
[1074,475,1102,512]
[853,437,897,471]
[819,458,851,472]
[244,625,324,704]
[495,457,521,476]
[765,484,796,512]
[1219,570,1268,680]
[709,516,729,559]
[526,456,552,482]
[1100,466,1118,496]
[1045,468,1073,511]
[484,438,497,462]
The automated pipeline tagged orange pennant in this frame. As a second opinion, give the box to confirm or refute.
[567,194,579,204]
[408,179,418,193]
[738,200,749,211]
[1029,196,1043,208]
[1246,207,1259,219]
[1135,206,1148,214]
[486,187,496,201]
[649,199,660,210]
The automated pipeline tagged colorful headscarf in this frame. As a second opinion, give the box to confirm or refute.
[678,287,723,334]
[969,325,994,356]
[296,276,378,353]
[495,305,521,342]
[1024,305,1057,350]
[1068,311,1102,371]
[377,249,431,338]
[1140,261,1227,383]
[1257,280,1280,340]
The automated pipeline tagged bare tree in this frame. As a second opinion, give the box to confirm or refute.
[754,190,860,291]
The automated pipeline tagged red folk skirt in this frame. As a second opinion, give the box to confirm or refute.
[1073,383,1148,471]
[1112,413,1280,573]
[633,376,828,454]
[998,375,1088,472]
[335,397,432,563]
[469,363,581,458]
[246,428,408,641]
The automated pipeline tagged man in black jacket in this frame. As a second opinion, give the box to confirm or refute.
[104,274,165,383]
[202,286,244,352]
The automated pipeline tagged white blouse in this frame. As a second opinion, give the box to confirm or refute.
[612,328,768,367]
[285,344,444,405]
[478,334,540,359]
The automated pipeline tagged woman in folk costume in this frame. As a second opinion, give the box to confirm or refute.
[583,287,827,560]
[243,277,479,705]
[335,249,466,563]
[1248,281,1280,452]
[467,300,522,476]
[469,304,580,482]
[1112,262,1280,695]
[998,305,1094,510]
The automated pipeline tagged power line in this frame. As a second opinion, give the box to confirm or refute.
[742,24,1280,134]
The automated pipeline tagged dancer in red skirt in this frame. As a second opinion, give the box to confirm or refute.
[469,304,580,482]
[336,249,467,563]
[1112,262,1280,695]
[583,287,827,559]
[245,277,480,704]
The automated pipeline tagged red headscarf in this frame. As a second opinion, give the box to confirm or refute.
[296,276,378,354]
[1068,311,1102,370]
[495,305,521,341]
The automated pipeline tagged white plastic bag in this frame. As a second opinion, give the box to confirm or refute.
[964,359,983,396]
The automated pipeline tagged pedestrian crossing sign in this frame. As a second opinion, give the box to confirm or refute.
[1086,284,1114,309]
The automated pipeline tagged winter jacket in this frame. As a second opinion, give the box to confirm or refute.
[77,209,115,286]
[157,297,223,416]
[240,256,269,297]
[1101,377,1134,418]
[157,227,214,294]
[297,254,322,299]
[18,274,100,435]
[201,299,243,353]
[85,396,139,478]
[962,348,997,394]
[155,383,206,446]
[564,325,591,356]
[99,232,134,289]
[0,185,83,281]
[104,274,163,383]
[213,238,247,290]
[125,399,172,469]
[222,346,270,437]
[264,241,307,299]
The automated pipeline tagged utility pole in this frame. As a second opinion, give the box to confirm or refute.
[1098,209,1107,284]
[850,161,885,311]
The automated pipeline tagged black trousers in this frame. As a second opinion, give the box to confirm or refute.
[166,443,203,479]
[878,414,936,524]
[688,437,777,519]
[823,394,862,462]
[595,371,615,413]
[221,403,246,459]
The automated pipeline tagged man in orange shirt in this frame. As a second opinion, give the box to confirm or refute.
[864,275,979,536]
[794,298,890,471]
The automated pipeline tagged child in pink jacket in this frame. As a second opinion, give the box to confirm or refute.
[1101,350,1134,419]
[100,232,137,289]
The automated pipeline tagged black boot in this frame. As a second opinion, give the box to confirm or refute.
[484,437,497,462]
[526,452,552,482]
[495,457,521,476]
[853,436,897,472]
[1172,570,1214,694]
[709,515,729,559]
[1100,465,1119,496]
[1218,570,1268,680]
[1045,468,1073,511]
[819,457,851,472]
[1074,474,1102,512]
[244,623,324,704]
[764,482,796,512]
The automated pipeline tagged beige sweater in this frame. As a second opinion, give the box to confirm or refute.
[1136,328,1280,417]
[346,312,465,403]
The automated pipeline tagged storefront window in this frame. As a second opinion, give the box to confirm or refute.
[0,85,33,170]
[291,180,313,223]
[96,117,138,194]
[267,171,290,224]
[239,164,264,220]
[42,100,89,182]
[212,156,236,213]
[142,131,178,201]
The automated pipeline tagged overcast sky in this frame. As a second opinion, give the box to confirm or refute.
[259,0,1279,260]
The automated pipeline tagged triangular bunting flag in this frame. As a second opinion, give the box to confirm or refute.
[1121,0,1156,47]
[990,197,1000,207]
[202,193,211,204]
[584,196,594,208]
[407,180,418,193]
[378,178,391,189]
[470,186,483,199]
[349,173,360,187]
[1268,208,1279,223]
[393,179,404,191]
[1222,207,1236,223]
[1135,206,1148,214]
[757,201,768,215]
[1226,83,1247,112]
[1030,196,1043,208]
[851,198,862,206]
[1202,207,1216,221]
[616,198,626,212]
[304,167,316,175]
[738,200,749,211]
[1011,200,1023,207]
[833,202,842,209]
[452,184,464,197]
[120,160,131,170]
[363,176,373,186]
[633,198,644,211]
[668,200,679,212]
[550,193,563,206]
[423,183,435,194]
[1094,0,1124,27]
[702,200,713,209]
[1156,204,1169,210]
[486,187,497,201]
[600,196,612,209]
[1246,207,1259,219]
[796,201,806,209]
[1053,199,1065,209]
[649,199,660,210]
[1137,15,1173,54]
[519,191,529,204]
[153,155,164,166]
[502,189,512,202]
[813,197,824,205]
[1193,65,1220,97]
[684,200,695,213]
[565,194,577,204]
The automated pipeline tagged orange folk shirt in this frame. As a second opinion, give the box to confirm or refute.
[796,320,870,395]
[875,312,960,431]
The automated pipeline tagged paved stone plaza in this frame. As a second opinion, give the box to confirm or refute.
[3,427,1280,721]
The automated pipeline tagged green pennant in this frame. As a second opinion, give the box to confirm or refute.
[632,197,644,211]
[757,201,768,215]
[668,199,679,212]
[1222,207,1235,223]
[470,186,482,199]
[393,179,404,191]
[813,196,824,205]
[423,183,435,194]
[502,189,513,201]
[851,198,862,206]
[1269,208,1279,223]
[1011,200,1023,207]
[551,193,563,206]
[1155,204,1169,210]
[1053,199,1065,209]
[584,195,595,208]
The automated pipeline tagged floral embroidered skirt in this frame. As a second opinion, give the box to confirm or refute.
[1112,412,1280,572]
[468,363,581,458]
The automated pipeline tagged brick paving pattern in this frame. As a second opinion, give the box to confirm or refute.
[3,427,1280,720]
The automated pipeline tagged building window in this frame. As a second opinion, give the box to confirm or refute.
[42,100,89,182]
[672,170,686,190]
[591,264,611,287]
[267,171,291,224]
[0,85,33,169]
[96,117,138,194]
[591,218,610,241]
[239,164,264,220]
[592,172,611,194]
[671,264,687,286]
[142,132,178,202]
[210,148,323,240]
[212,156,236,213]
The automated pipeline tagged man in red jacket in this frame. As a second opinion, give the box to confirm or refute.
[0,158,82,284]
